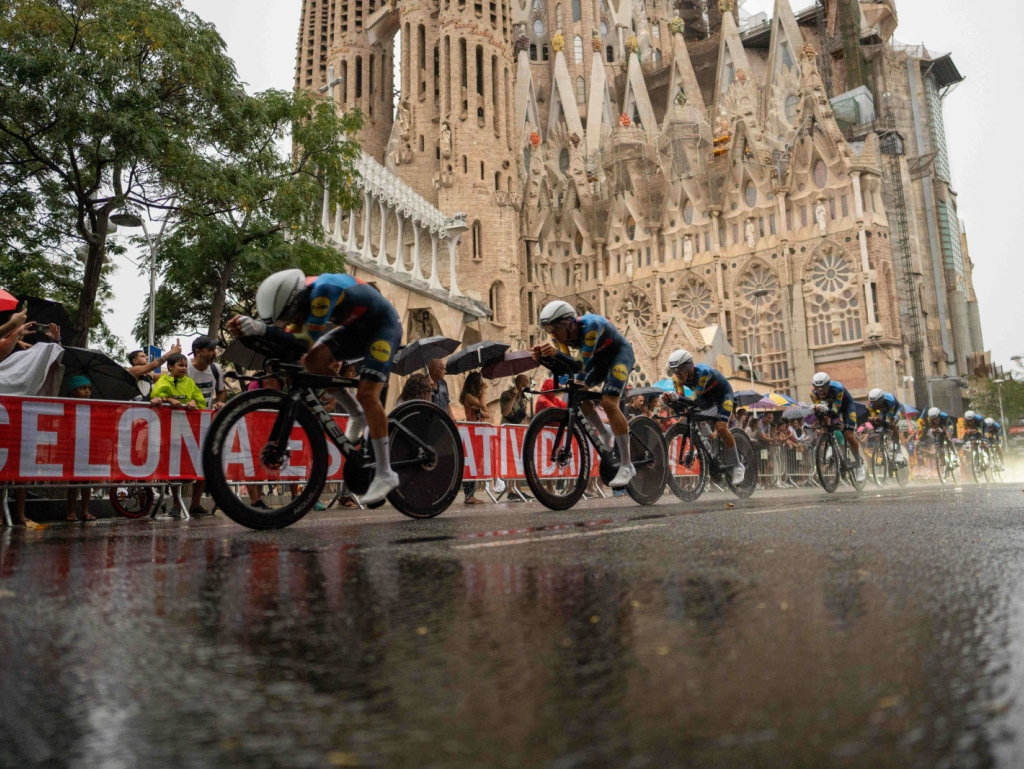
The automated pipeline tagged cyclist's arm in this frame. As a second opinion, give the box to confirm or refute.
[302,282,345,343]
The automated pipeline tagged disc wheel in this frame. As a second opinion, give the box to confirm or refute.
[523,408,590,511]
[202,389,327,530]
[816,435,840,494]
[664,423,709,502]
[108,485,155,519]
[727,428,758,499]
[385,401,463,519]
[624,416,667,506]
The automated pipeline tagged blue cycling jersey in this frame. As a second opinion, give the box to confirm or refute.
[985,421,1002,437]
[868,393,901,423]
[676,363,730,403]
[554,313,630,380]
[812,381,851,410]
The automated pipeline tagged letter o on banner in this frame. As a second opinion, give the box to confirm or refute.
[118,408,161,478]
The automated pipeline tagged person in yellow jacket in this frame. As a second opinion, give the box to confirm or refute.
[150,353,206,410]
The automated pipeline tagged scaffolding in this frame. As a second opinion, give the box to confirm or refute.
[815,0,834,97]
[879,126,926,405]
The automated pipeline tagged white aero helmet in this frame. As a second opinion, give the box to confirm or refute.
[539,300,576,327]
[256,269,306,323]
[667,349,694,371]
[928,407,941,419]
[964,410,976,421]
[868,388,884,404]
[985,417,995,426]
[812,372,831,389]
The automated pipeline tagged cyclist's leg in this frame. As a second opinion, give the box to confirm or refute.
[306,330,366,440]
[599,346,635,486]
[354,314,403,503]
[841,399,861,461]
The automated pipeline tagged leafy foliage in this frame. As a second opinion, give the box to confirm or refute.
[968,374,1024,426]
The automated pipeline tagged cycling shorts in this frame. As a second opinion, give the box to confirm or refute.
[584,343,635,397]
[695,382,735,422]
[317,309,403,383]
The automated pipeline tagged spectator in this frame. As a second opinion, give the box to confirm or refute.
[499,374,532,502]
[185,337,227,517]
[0,304,64,396]
[398,373,433,403]
[150,353,205,410]
[63,375,97,522]
[460,372,491,506]
[535,378,567,412]
[625,393,646,418]
[127,341,182,397]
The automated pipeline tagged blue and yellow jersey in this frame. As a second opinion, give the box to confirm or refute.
[552,313,628,379]
[919,411,952,433]
[868,392,901,423]
[985,420,1002,438]
[676,363,727,400]
[812,381,849,410]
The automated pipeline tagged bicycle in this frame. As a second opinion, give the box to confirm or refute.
[812,411,866,493]
[926,428,961,486]
[964,433,993,484]
[108,485,156,519]
[521,357,668,510]
[865,424,910,487]
[662,399,757,502]
[201,360,464,529]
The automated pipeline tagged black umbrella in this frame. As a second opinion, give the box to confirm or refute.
[481,350,539,380]
[626,386,670,399]
[445,341,509,375]
[221,339,267,372]
[60,347,141,402]
[392,335,460,376]
[733,389,764,407]
[17,295,73,330]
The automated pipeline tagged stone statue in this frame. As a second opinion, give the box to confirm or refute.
[815,201,827,234]
[745,219,756,248]
[683,236,693,264]
[440,121,452,159]
[625,251,634,277]
[573,262,582,290]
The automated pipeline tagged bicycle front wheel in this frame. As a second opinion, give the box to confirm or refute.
[727,428,758,499]
[386,401,463,519]
[935,441,948,485]
[202,389,328,530]
[664,423,708,502]
[625,416,667,506]
[869,438,888,486]
[523,409,590,510]
[971,446,983,484]
[816,435,840,493]
[886,435,910,487]
[846,444,866,491]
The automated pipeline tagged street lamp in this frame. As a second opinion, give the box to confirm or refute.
[110,211,172,361]
[751,288,770,386]
[736,352,755,383]
[867,332,900,398]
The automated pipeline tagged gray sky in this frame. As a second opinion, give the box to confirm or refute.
[106,0,1023,375]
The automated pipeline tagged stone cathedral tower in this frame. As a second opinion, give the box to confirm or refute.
[297,0,988,408]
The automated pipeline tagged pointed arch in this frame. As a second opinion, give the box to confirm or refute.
[803,241,863,347]
[733,259,790,389]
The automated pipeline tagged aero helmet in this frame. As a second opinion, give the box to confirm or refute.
[256,269,306,323]
[868,388,884,404]
[985,417,995,426]
[539,300,576,327]
[667,349,694,371]
[812,372,831,389]
[928,407,941,419]
[965,410,976,421]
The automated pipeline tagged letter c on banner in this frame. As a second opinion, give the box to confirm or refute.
[118,408,161,478]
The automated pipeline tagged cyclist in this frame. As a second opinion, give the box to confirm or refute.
[531,301,636,488]
[963,410,985,438]
[664,350,745,486]
[920,406,955,441]
[867,388,907,466]
[984,417,1004,469]
[811,372,866,483]
[228,269,403,505]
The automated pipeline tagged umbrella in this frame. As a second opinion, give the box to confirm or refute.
[782,406,814,422]
[748,397,784,411]
[60,347,141,402]
[733,390,765,407]
[445,341,509,375]
[481,350,539,379]
[902,404,920,418]
[652,378,677,393]
[17,295,73,331]
[221,339,268,372]
[391,335,460,376]
[627,386,670,400]
[765,391,798,407]
[0,289,19,313]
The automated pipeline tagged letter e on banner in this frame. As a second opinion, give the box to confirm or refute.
[20,401,64,478]
[118,408,161,478]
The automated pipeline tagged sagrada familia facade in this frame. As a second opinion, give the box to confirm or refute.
[296,0,985,407]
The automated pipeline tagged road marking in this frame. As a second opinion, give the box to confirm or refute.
[453,523,668,550]
[743,503,821,515]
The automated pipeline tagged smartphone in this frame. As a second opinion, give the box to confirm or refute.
[31,323,49,333]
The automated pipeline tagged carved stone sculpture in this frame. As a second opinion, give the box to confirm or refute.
[815,201,828,235]
[440,121,452,158]
[745,219,756,248]
[683,236,693,264]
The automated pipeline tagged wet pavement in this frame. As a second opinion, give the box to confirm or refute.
[2,483,1024,767]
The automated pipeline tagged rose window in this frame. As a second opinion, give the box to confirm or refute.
[616,288,653,329]
[737,262,779,302]
[809,250,852,294]
[674,279,713,322]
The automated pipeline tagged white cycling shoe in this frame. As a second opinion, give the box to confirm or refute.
[854,463,866,483]
[609,463,636,489]
[344,416,367,444]
[731,463,746,486]
[360,472,399,506]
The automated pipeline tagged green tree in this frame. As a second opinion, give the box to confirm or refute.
[134,90,363,341]
[968,374,1024,427]
[0,0,243,347]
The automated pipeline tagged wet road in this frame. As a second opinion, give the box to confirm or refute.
[2,483,1024,767]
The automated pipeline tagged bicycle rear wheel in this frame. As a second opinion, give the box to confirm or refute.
[727,428,757,499]
[664,423,708,502]
[625,416,667,506]
[887,435,910,487]
[202,389,328,530]
[523,409,590,510]
[971,446,983,484]
[869,438,888,486]
[846,444,866,491]
[109,485,155,519]
[385,401,463,519]
[816,435,840,493]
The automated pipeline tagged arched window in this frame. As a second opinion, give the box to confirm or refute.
[575,76,587,104]
[472,220,483,260]
[559,148,570,173]
[807,247,861,346]
[736,262,789,388]
[494,171,501,190]
[530,43,537,60]
[606,45,614,63]
[533,18,544,35]
[571,0,581,21]
[489,281,506,324]
[574,35,584,62]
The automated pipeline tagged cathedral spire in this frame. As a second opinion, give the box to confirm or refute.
[547,36,585,137]
[621,43,656,132]
[514,44,540,149]
[765,0,805,94]
[713,6,753,105]
[663,16,705,123]
[585,48,614,156]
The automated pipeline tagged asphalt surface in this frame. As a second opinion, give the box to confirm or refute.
[2,481,1024,768]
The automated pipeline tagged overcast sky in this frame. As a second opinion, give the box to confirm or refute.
[106,0,1023,374]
